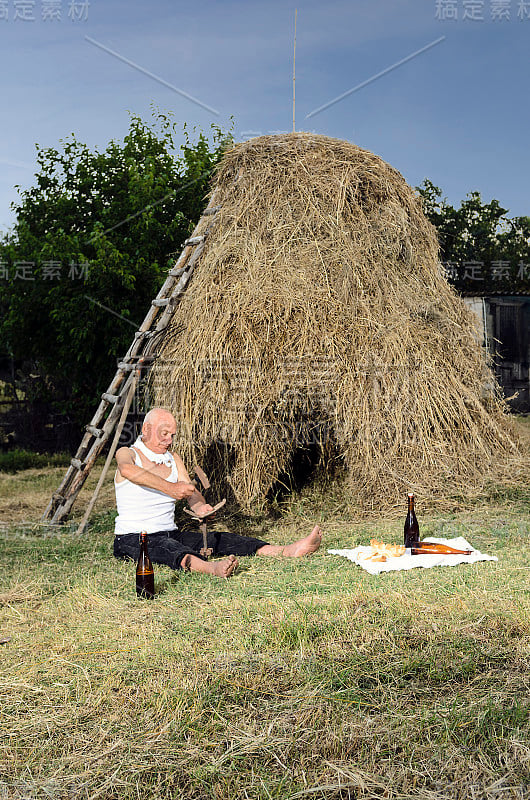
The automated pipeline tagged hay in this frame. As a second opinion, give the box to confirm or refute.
[150,132,528,511]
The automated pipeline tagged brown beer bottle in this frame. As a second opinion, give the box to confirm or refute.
[404,492,419,548]
[410,542,472,555]
[136,532,155,599]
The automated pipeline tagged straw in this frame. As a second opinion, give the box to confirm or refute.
[150,133,528,511]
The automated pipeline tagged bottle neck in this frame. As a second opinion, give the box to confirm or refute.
[139,533,150,558]
[407,495,415,513]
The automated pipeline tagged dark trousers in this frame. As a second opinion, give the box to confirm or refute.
[113,528,269,570]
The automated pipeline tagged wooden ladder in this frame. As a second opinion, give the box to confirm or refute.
[42,193,222,524]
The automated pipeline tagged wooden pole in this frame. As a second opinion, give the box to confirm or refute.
[293,8,297,133]
[75,366,140,535]
[42,188,223,524]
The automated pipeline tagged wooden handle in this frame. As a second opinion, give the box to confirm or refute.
[193,465,211,490]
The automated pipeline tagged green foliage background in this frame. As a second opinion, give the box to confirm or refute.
[417,179,530,293]
[0,111,232,438]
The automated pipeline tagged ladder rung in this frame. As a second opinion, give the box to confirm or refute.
[117,358,153,371]
[133,330,157,340]
[41,187,227,524]
[86,425,103,437]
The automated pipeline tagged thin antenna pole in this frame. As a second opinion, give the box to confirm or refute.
[293,8,297,133]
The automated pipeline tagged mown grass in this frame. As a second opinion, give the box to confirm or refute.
[0,458,113,527]
[0,493,529,800]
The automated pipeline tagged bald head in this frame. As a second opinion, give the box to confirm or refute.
[141,408,177,453]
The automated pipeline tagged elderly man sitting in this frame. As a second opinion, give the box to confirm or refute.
[113,408,322,577]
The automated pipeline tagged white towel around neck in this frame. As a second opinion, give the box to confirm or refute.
[133,436,174,467]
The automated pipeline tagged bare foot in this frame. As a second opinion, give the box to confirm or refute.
[181,553,239,577]
[281,525,322,558]
[210,555,238,578]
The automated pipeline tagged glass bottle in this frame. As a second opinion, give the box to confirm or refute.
[136,531,155,599]
[411,542,472,555]
[404,492,419,548]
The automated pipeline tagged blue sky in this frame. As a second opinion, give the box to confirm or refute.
[1,0,529,233]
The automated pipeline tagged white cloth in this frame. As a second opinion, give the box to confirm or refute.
[114,445,179,535]
[327,537,497,575]
[132,436,174,466]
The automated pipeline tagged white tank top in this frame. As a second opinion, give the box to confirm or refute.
[114,448,179,535]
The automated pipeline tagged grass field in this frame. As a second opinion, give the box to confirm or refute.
[0,457,529,799]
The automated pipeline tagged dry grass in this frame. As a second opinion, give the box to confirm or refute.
[0,493,529,800]
[0,459,116,526]
[150,133,529,512]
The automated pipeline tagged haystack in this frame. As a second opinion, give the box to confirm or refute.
[150,133,524,511]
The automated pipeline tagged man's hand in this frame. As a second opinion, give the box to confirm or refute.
[171,482,196,501]
[189,501,216,519]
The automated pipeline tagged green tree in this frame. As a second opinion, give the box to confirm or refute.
[0,112,232,446]
[416,180,530,292]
